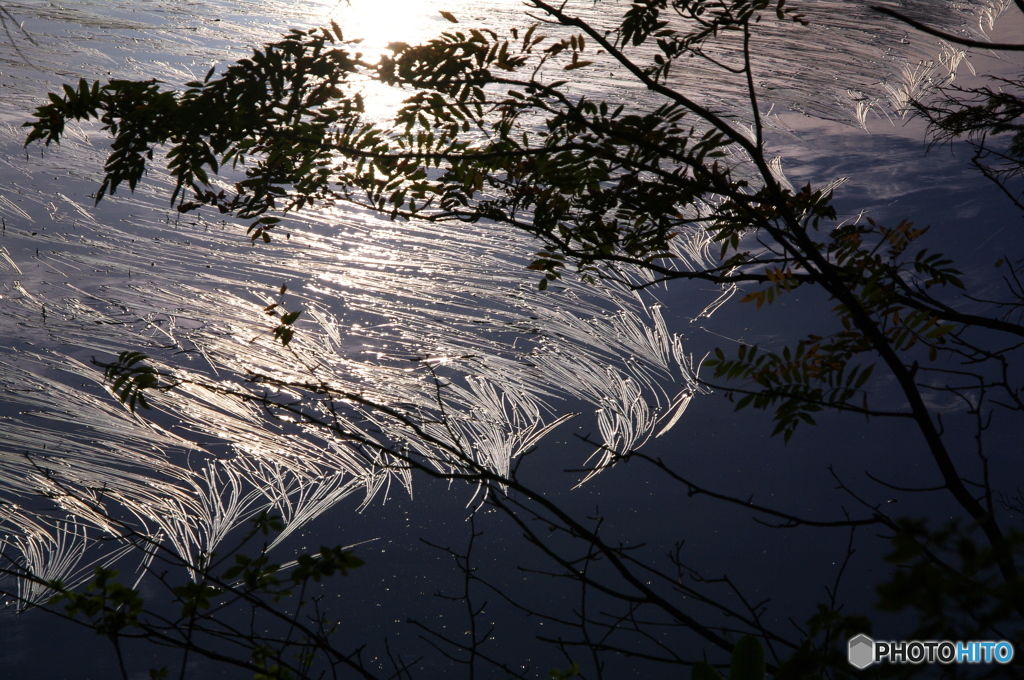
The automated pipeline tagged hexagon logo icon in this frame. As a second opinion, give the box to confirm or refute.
[848,634,875,669]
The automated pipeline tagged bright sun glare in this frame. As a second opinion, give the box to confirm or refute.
[314,0,447,121]
[320,0,436,62]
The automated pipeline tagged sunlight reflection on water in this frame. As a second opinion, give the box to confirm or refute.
[0,0,709,605]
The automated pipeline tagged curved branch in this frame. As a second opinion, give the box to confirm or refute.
[872,6,1024,51]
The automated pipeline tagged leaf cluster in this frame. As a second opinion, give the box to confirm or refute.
[705,214,965,441]
[691,634,765,680]
[877,519,1024,645]
[102,350,162,412]
[51,566,145,637]
[707,341,876,442]
[25,24,367,240]
[913,73,1024,212]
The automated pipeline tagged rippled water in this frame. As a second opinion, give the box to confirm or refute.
[0,0,1016,630]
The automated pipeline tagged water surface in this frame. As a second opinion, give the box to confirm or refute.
[0,1,1020,676]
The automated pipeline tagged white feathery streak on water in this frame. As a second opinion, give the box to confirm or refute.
[0,0,1011,600]
[0,192,710,597]
[0,512,143,607]
[768,157,796,194]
